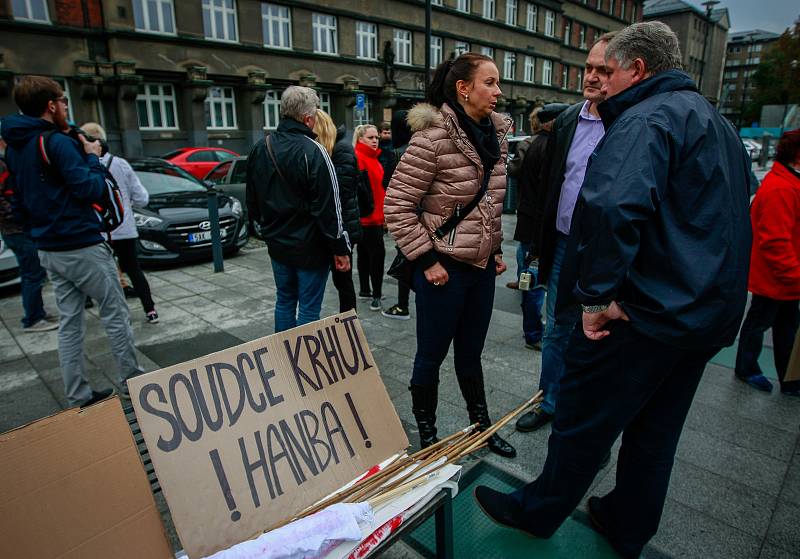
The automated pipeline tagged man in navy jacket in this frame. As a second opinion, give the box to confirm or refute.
[475,22,752,557]
[3,76,142,407]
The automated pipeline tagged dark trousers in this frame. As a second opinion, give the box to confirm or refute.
[357,226,385,297]
[331,255,356,312]
[397,279,410,309]
[511,321,716,558]
[4,232,47,327]
[112,238,155,314]
[411,259,495,385]
[735,294,800,390]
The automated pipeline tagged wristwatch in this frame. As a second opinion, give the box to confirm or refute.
[582,303,610,313]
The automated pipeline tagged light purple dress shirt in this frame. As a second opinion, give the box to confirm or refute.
[555,100,605,234]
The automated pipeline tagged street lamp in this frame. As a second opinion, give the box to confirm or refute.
[698,0,719,94]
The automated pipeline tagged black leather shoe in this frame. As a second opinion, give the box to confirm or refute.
[456,375,516,458]
[487,433,517,458]
[80,388,113,408]
[409,384,440,449]
[474,485,537,537]
[515,405,554,432]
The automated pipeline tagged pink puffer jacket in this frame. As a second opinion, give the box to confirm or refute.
[384,102,512,269]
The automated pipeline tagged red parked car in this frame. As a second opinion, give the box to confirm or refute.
[161,147,239,180]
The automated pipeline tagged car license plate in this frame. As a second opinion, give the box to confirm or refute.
[188,228,227,243]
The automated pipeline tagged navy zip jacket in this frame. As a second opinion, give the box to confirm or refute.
[2,115,106,250]
[569,70,753,349]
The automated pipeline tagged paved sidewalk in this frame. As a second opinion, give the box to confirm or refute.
[0,217,798,559]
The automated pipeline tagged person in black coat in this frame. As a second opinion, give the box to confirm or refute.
[377,121,395,190]
[313,110,362,312]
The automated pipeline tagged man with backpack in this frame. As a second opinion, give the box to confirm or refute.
[2,76,143,408]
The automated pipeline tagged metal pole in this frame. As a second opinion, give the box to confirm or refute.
[207,189,224,273]
[425,0,432,98]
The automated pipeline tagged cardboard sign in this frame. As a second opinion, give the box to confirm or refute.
[0,398,172,559]
[129,312,409,559]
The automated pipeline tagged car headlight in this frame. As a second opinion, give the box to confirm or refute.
[230,198,243,218]
[134,213,163,228]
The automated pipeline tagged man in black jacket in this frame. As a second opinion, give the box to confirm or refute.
[475,22,752,558]
[246,86,351,332]
[515,33,616,432]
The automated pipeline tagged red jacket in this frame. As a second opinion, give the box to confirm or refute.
[748,162,800,300]
[355,141,385,227]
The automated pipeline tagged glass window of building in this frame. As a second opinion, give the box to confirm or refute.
[11,0,49,22]
[544,9,555,37]
[506,0,517,25]
[394,29,413,66]
[205,87,237,130]
[454,41,470,57]
[542,59,553,85]
[619,0,625,19]
[563,18,571,45]
[431,0,443,5]
[480,45,495,58]
[526,3,537,32]
[262,3,291,49]
[523,55,535,82]
[504,52,516,80]
[319,92,331,115]
[579,24,586,48]
[576,68,584,91]
[203,0,238,42]
[457,0,471,14]
[482,0,495,20]
[562,64,569,88]
[137,84,179,130]
[312,13,338,55]
[430,36,443,68]
[356,21,378,60]
[133,0,175,34]
[263,90,280,130]
[609,0,616,16]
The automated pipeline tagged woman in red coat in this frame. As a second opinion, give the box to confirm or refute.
[353,124,386,312]
[735,129,800,396]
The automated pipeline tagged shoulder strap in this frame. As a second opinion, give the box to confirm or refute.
[38,129,60,167]
[265,134,289,184]
[433,170,492,240]
[106,154,114,169]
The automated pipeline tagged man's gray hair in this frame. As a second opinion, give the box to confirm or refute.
[280,86,319,122]
[605,21,683,75]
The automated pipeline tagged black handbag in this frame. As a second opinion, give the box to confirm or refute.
[356,170,375,217]
[388,171,492,288]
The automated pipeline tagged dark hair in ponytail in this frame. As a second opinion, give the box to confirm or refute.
[426,52,495,108]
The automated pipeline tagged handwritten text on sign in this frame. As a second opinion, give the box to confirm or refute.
[129,312,408,559]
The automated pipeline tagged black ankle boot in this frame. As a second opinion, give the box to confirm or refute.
[409,384,439,449]
[457,375,517,458]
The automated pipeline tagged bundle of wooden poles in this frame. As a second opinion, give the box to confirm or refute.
[270,389,543,532]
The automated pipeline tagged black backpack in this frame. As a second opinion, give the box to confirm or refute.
[38,129,125,234]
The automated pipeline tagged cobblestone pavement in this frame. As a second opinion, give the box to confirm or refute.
[0,216,798,559]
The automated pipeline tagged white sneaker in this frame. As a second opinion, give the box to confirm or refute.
[23,317,59,333]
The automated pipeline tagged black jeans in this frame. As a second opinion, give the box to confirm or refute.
[735,294,800,390]
[411,258,495,386]
[511,321,716,558]
[331,255,356,312]
[113,238,155,313]
[357,225,385,297]
[397,279,410,309]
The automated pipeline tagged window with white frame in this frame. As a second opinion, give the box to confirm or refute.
[205,87,237,129]
[480,45,494,58]
[261,3,291,49]
[523,55,535,82]
[356,21,377,60]
[319,92,331,114]
[596,0,602,9]
[504,52,516,80]
[263,90,280,130]
[526,3,537,32]
[431,0,443,5]
[11,0,49,22]
[203,0,238,42]
[137,84,178,130]
[563,18,571,45]
[133,0,175,34]
[454,41,470,57]
[354,96,371,126]
[430,36,443,68]
[506,0,517,25]
[576,68,584,91]
[579,24,586,48]
[631,3,637,22]
[312,13,338,55]
[544,9,555,37]
[561,64,569,88]
[457,0,470,14]
[619,0,625,20]
[394,29,413,66]
[482,0,495,20]
[609,0,616,16]
[542,59,553,85]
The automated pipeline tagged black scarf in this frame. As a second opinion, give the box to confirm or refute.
[446,100,500,173]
